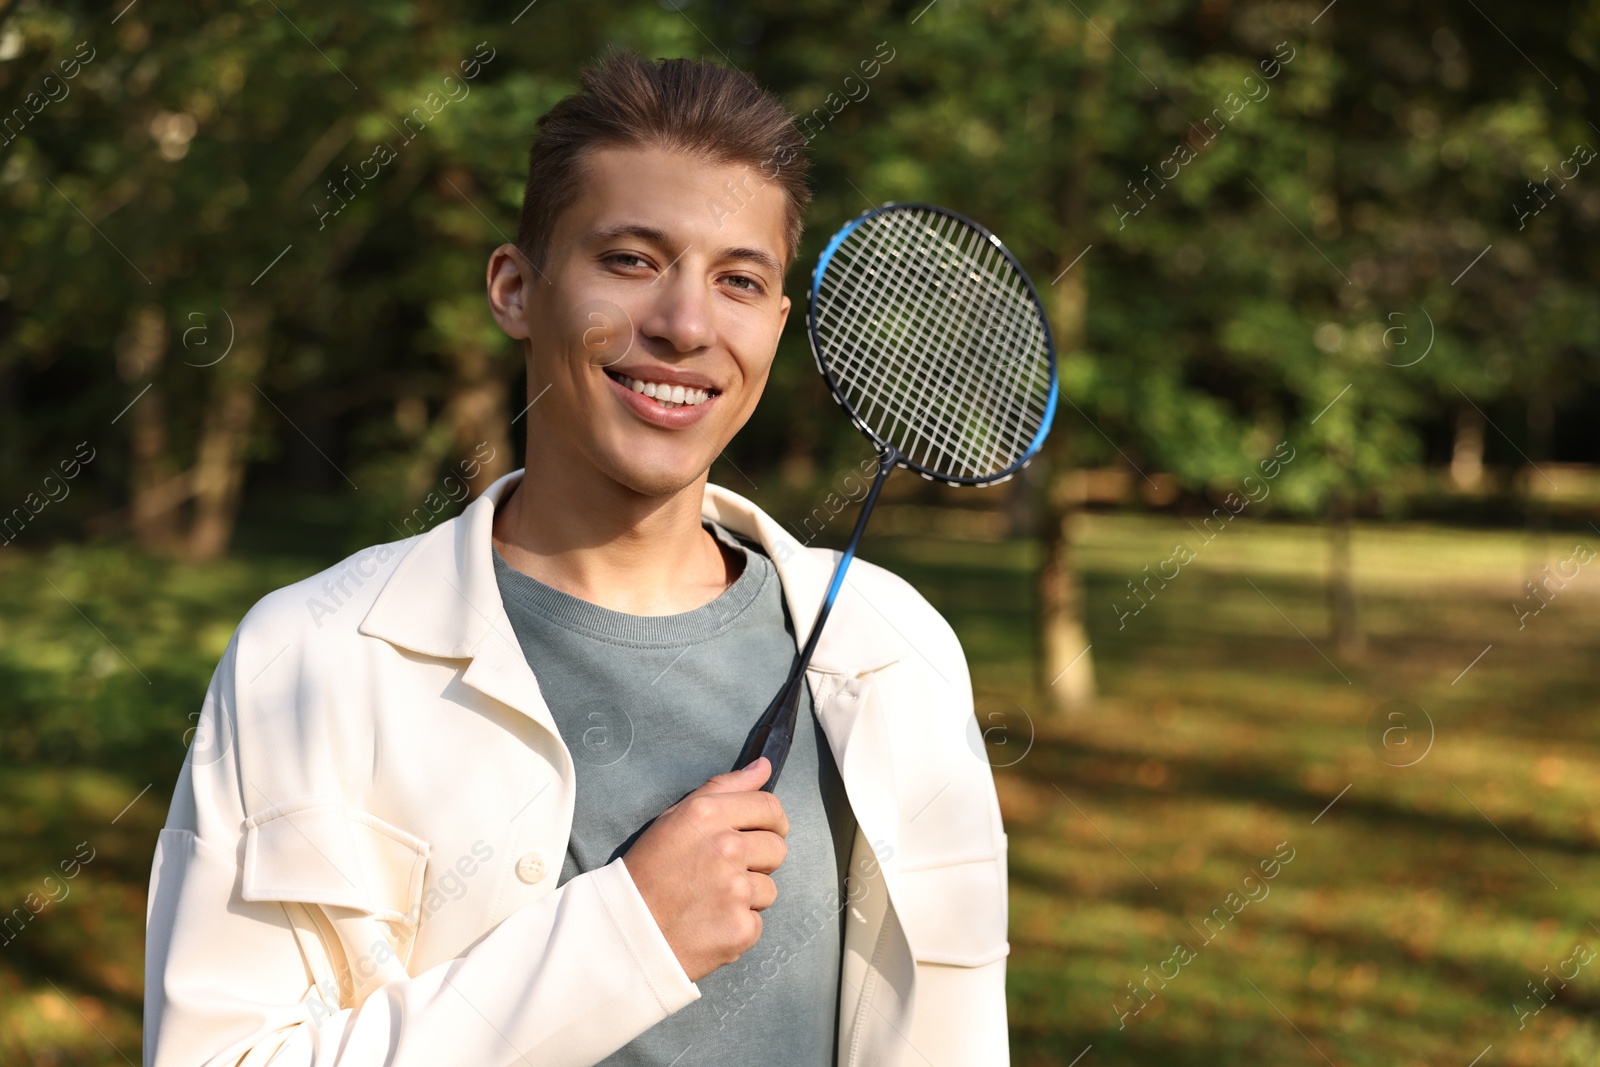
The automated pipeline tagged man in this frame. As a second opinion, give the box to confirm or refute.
[144,50,1009,1067]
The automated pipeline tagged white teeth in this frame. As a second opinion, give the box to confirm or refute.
[613,372,715,407]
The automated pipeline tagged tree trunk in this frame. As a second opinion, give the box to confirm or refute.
[1327,489,1365,660]
[1038,241,1096,714]
[1005,462,1038,537]
[1449,401,1485,490]
[1039,459,1097,712]
[187,298,271,560]
[1523,390,1553,582]
[1036,49,1105,716]
[116,304,183,550]
[444,344,514,498]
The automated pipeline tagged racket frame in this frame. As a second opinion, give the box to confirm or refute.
[807,201,1061,487]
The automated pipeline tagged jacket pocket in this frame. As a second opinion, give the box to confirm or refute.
[242,798,432,1007]
[242,797,431,923]
[893,835,1009,967]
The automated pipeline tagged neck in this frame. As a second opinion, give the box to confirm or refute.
[490,429,740,616]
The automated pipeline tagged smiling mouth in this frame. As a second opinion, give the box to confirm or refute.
[605,369,720,409]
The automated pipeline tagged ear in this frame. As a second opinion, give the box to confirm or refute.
[487,244,536,340]
[777,293,791,332]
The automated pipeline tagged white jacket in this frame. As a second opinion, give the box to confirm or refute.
[144,469,1010,1066]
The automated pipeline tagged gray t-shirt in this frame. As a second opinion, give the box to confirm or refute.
[493,520,856,1066]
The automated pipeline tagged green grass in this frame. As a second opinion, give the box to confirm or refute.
[873,513,1600,1067]
[3,515,1598,1065]
[0,544,321,1065]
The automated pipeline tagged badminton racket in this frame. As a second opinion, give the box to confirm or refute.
[734,202,1060,792]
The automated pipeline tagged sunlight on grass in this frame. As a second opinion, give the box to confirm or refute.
[2,515,1597,1064]
[874,514,1600,1067]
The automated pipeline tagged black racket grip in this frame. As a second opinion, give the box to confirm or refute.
[733,667,807,794]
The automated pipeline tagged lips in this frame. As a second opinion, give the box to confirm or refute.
[603,368,720,429]
[605,369,714,408]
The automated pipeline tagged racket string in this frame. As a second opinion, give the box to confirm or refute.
[828,210,1045,475]
[823,214,1009,475]
[926,211,1050,471]
[839,218,968,467]
[813,206,1051,481]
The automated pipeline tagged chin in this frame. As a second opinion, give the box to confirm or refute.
[600,450,709,498]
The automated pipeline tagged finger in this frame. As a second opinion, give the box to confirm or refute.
[711,790,790,836]
[692,756,771,797]
[746,872,778,912]
[738,829,789,875]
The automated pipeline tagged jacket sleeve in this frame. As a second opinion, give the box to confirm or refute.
[144,635,700,1067]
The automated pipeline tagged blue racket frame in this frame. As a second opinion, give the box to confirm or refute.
[735,202,1060,792]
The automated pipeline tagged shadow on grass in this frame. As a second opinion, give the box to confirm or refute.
[1008,733,1597,860]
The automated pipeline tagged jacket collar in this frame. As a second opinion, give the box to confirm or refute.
[359,469,907,678]
[699,479,908,677]
[360,469,914,899]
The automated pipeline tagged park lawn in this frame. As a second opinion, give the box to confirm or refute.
[875,512,1600,1067]
[2,514,1598,1065]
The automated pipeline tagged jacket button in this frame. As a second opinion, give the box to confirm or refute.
[515,852,546,884]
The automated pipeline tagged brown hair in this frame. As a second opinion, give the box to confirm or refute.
[515,49,811,277]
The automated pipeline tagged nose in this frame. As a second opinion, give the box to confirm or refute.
[638,258,715,354]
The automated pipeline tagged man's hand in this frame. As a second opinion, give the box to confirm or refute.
[622,756,790,982]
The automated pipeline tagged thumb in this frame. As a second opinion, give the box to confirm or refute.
[696,755,771,795]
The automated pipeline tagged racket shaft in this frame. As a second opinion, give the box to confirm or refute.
[735,454,895,791]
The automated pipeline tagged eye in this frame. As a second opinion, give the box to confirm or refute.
[723,274,764,294]
[604,253,651,271]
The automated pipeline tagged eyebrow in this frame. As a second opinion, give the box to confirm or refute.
[584,223,784,279]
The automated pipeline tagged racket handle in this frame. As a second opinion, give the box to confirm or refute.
[734,664,808,793]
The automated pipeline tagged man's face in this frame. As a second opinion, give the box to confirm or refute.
[488,145,792,498]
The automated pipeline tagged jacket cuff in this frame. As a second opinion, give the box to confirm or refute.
[597,857,700,1015]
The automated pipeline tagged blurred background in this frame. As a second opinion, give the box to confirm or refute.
[2,0,1599,1063]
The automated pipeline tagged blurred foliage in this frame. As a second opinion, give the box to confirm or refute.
[1,0,1598,550]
